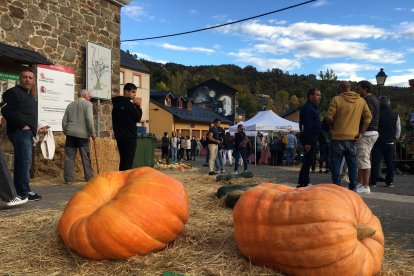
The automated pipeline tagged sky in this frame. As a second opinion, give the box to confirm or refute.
[120,0,414,87]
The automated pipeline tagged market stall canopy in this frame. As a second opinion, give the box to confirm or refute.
[0,42,52,65]
[229,110,299,133]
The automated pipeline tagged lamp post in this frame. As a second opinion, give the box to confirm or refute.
[375,68,387,97]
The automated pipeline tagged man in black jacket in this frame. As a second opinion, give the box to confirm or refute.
[298,88,321,187]
[112,83,142,170]
[1,68,41,201]
[370,96,400,187]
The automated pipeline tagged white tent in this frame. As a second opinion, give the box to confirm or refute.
[229,110,299,133]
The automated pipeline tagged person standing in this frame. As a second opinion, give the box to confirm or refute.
[318,118,331,174]
[269,136,279,166]
[190,136,197,161]
[0,113,28,206]
[62,89,96,183]
[370,96,401,188]
[207,118,221,175]
[1,68,41,201]
[215,125,225,173]
[161,132,169,160]
[355,81,380,194]
[325,81,372,191]
[233,124,249,174]
[222,132,234,166]
[112,83,142,171]
[285,131,297,166]
[298,88,322,187]
[170,131,179,163]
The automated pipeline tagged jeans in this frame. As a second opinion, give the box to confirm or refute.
[170,147,178,163]
[161,146,169,159]
[64,136,94,182]
[285,147,295,165]
[319,143,330,170]
[298,142,317,186]
[371,143,394,185]
[215,149,224,171]
[329,140,358,190]
[234,149,248,172]
[8,130,33,197]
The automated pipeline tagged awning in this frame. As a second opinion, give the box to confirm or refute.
[0,42,52,65]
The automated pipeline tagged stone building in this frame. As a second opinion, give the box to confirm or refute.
[0,0,131,137]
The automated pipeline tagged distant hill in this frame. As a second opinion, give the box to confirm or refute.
[141,59,414,132]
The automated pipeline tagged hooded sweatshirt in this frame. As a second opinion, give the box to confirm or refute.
[326,91,372,140]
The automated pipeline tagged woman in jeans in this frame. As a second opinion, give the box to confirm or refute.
[232,124,249,174]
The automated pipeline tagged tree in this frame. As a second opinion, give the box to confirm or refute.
[290,95,300,108]
[155,81,168,91]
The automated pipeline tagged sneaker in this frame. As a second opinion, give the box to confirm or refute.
[220,170,225,173]
[6,196,28,207]
[386,183,394,187]
[232,171,238,175]
[319,170,323,174]
[244,170,248,173]
[27,192,42,201]
[356,184,371,195]
[208,171,217,176]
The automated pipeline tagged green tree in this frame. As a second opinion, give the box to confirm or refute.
[290,95,300,108]
[155,81,168,91]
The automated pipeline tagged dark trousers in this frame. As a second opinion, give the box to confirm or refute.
[161,146,169,159]
[0,150,16,201]
[270,150,277,166]
[116,137,137,171]
[298,142,317,186]
[371,143,394,185]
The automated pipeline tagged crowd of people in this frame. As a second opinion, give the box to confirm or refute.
[0,68,404,208]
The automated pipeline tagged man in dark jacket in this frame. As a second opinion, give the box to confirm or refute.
[370,96,401,187]
[298,88,321,187]
[112,83,142,170]
[1,68,41,201]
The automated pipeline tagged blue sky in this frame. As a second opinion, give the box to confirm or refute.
[120,0,414,87]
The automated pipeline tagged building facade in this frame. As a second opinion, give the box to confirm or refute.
[0,0,130,138]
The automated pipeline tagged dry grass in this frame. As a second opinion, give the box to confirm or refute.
[0,170,412,275]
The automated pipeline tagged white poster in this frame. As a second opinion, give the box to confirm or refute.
[86,41,112,99]
[37,64,75,131]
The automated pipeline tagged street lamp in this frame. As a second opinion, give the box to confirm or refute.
[375,68,387,96]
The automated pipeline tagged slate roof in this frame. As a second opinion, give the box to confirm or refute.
[120,50,150,73]
[187,78,237,95]
[150,89,231,124]
[0,42,52,65]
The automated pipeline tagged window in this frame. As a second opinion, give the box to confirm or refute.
[187,101,192,110]
[120,71,124,85]
[165,97,171,106]
[177,99,183,109]
[133,74,141,87]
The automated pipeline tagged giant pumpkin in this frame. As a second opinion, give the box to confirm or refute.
[233,183,384,276]
[59,167,189,260]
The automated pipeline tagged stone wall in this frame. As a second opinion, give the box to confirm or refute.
[0,0,122,137]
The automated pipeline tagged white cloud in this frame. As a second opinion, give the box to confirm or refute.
[122,5,149,21]
[159,43,215,54]
[397,22,414,37]
[321,63,377,80]
[228,51,300,71]
[312,0,330,8]
[130,52,167,64]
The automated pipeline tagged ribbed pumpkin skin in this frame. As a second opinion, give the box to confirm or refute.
[59,167,189,260]
[233,183,384,276]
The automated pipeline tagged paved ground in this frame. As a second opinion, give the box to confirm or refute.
[1,160,413,251]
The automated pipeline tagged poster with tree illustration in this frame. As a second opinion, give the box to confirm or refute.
[86,42,111,99]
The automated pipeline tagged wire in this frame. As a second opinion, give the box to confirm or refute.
[121,0,317,42]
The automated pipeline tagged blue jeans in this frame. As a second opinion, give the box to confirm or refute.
[170,147,178,163]
[329,140,358,190]
[234,149,248,172]
[285,147,295,165]
[215,149,224,171]
[8,130,33,197]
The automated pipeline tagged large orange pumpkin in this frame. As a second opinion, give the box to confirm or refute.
[59,167,189,260]
[233,183,384,276]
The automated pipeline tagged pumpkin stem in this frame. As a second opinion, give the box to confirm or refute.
[356,224,376,240]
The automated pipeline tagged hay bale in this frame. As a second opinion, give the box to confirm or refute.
[33,134,119,182]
